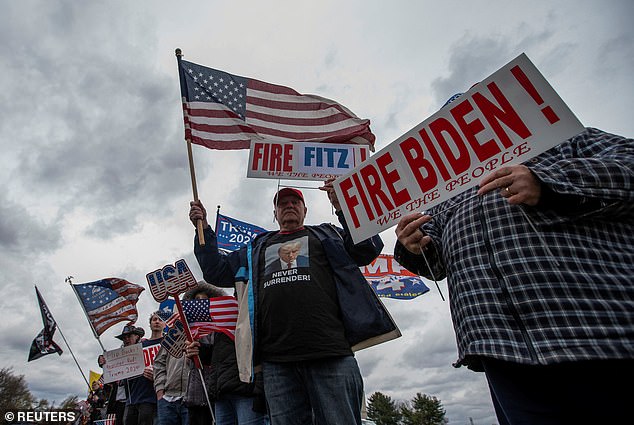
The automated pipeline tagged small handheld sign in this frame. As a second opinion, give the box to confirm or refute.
[247,141,370,181]
[161,319,187,358]
[102,343,144,383]
[145,259,200,367]
[146,259,197,303]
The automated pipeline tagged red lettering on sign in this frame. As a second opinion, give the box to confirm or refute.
[429,117,470,176]
[376,152,411,208]
[339,171,376,230]
[450,99,502,162]
[270,144,283,171]
[339,177,360,228]
[418,128,451,182]
[360,162,393,217]
[400,137,438,193]
[510,65,560,124]
[262,143,270,170]
[473,82,532,149]
[252,143,264,171]
[352,172,374,222]
[143,345,161,367]
[283,144,293,172]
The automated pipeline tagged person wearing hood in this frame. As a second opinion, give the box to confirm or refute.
[182,281,268,425]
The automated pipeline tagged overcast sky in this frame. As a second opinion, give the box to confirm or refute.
[1,1,632,424]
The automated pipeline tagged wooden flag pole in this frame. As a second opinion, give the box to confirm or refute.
[172,295,216,423]
[176,48,205,246]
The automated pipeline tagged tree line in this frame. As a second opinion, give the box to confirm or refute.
[0,367,80,412]
[367,391,448,425]
[2,366,449,425]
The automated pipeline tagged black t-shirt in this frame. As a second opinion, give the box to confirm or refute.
[258,228,351,361]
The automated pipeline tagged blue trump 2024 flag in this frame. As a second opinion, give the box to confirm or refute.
[216,213,267,252]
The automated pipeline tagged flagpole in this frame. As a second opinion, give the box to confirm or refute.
[215,205,221,233]
[176,47,205,247]
[172,295,216,423]
[67,276,106,352]
[35,285,91,391]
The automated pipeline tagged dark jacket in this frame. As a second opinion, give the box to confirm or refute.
[199,332,262,398]
[181,283,264,411]
[194,210,401,382]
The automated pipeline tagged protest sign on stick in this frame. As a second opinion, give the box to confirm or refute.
[334,53,584,243]
[247,141,369,181]
[145,258,214,421]
[146,259,199,364]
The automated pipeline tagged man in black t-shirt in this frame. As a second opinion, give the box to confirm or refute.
[189,180,400,425]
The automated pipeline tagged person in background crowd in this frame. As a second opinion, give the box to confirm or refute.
[189,182,399,425]
[97,325,145,425]
[87,380,107,425]
[183,282,269,425]
[153,310,189,425]
[394,119,634,424]
[121,318,162,425]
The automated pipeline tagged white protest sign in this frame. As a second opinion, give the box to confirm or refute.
[102,343,144,383]
[247,141,370,181]
[334,53,584,243]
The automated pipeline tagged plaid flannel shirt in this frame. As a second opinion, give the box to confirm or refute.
[395,127,634,370]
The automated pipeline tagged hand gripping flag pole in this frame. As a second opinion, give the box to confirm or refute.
[171,296,216,423]
[176,48,205,247]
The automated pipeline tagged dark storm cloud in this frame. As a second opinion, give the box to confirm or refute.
[0,193,62,254]
[430,36,514,105]
[1,2,189,240]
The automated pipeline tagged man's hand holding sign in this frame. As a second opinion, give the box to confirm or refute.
[333,53,584,243]
[388,55,634,424]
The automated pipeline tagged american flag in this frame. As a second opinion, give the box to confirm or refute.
[178,58,375,150]
[94,414,116,425]
[166,296,239,341]
[73,278,145,335]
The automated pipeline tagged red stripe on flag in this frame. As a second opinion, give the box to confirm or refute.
[179,60,375,151]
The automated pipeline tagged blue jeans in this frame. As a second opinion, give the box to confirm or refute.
[215,395,269,425]
[156,398,188,425]
[263,356,363,425]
